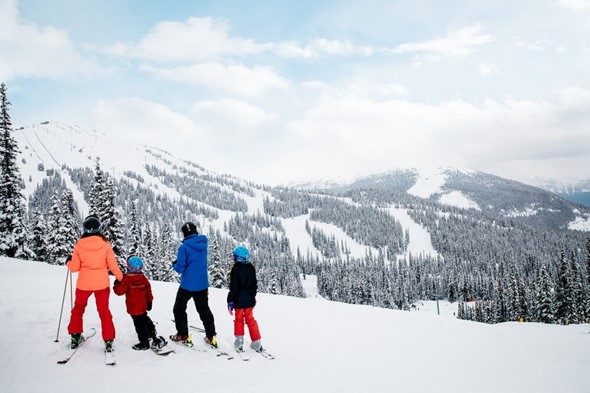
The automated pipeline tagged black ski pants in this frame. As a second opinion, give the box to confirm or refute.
[131,312,156,344]
[173,287,216,339]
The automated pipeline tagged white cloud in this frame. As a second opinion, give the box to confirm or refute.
[108,17,268,62]
[91,97,206,153]
[191,99,278,129]
[309,39,373,56]
[512,36,551,51]
[107,16,374,62]
[479,63,498,77]
[391,25,494,60]
[141,62,289,96]
[554,0,590,11]
[257,85,590,184]
[0,0,96,81]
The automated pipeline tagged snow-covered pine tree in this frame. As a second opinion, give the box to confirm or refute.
[46,191,69,265]
[569,252,586,324]
[158,223,177,282]
[142,223,155,279]
[555,250,574,325]
[127,199,140,256]
[535,265,554,323]
[586,237,590,321]
[61,189,81,255]
[29,202,48,262]
[209,237,226,288]
[0,83,30,258]
[98,175,124,267]
[29,200,47,261]
[88,159,105,215]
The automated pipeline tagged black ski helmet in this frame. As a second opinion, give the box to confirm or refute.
[83,215,101,234]
[181,222,198,238]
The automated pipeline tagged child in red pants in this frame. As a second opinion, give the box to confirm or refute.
[227,246,263,352]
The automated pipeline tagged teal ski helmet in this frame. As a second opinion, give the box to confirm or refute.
[126,255,144,272]
[233,246,250,263]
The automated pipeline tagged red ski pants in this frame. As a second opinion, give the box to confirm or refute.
[234,307,261,341]
[68,287,116,341]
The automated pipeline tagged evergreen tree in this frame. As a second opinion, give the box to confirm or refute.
[29,202,48,261]
[46,191,70,265]
[555,250,573,324]
[88,159,105,215]
[127,199,140,255]
[158,223,176,282]
[569,252,585,324]
[142,223,155,279]
[0,83,29,258]
[61,189,80,254]
[535,265,554,323]
[586,237,590,321]
[209,237,226,289]
[98,175,124,267]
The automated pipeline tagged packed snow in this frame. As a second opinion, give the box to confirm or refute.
[438,190,480,210]
[1,257,589,393]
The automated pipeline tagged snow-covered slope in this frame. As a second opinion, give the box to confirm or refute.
[1,257,589,393]
[14,121,440,261]
[525,176,590,208]
[333,166,590,231]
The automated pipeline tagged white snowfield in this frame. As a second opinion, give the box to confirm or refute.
[1,257,588,393]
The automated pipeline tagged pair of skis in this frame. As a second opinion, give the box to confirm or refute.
[56,328,116,366]
[186,325,275,361]
[175,325,234,360]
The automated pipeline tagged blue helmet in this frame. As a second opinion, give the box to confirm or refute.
[127,255,144,272]
[233,246,250,263]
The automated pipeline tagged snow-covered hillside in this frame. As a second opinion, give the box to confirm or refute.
[14,121,439,261]
[337,166,590,231]
[1,257,589,393]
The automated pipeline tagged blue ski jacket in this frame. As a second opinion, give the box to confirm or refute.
[174,234,209,291]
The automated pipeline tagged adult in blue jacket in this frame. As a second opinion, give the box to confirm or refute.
[170,222,217,347]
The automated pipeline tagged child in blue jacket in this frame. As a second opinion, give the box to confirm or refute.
[170,222,218,348]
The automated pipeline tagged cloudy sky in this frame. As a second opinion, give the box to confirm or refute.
[2,0,590,185]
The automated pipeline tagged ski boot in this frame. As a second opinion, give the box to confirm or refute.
[250,340,263,353]
[204,336,218,349]
[151,336,168,350]
[70,333,84,349]
[105,339,114,353]
[132,341,150,351]
[170,334,192,346]
[234,335,244,352]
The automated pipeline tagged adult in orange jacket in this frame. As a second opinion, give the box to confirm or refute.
[66,215,123,351]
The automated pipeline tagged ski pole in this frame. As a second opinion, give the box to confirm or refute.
[69,270,73,309]
[54,268,70,342]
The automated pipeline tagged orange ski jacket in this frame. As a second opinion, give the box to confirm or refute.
[67,235,123,291]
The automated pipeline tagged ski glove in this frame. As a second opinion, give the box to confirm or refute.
[147,301,152,311]
[227,302,234,315]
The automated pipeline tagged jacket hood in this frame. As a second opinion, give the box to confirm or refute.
[77,235,108,252]
[126,272,146,282]
[182,234,207,252]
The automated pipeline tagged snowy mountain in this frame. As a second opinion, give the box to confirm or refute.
[2,257,589,393]
[9,121,590,328]
[524,176,590,208]
[322,166,590,231]
[14,121,442,261]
